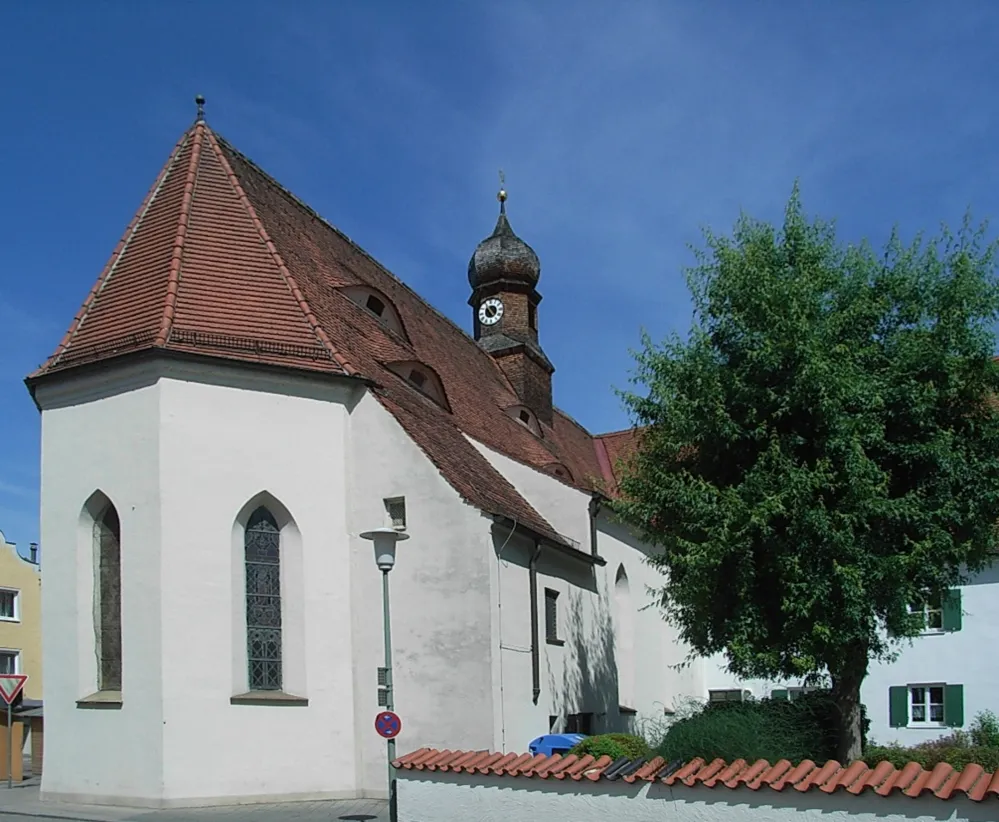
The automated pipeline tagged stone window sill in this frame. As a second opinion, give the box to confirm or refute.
[230,690,309,706]
[77,690,123,709]
[619,705,638,715]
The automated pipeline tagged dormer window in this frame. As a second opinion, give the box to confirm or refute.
[504,404,542,437]
[386,361,450,410]
[545,463,574,482]
[341,285,407,339]
[365,294,386,317]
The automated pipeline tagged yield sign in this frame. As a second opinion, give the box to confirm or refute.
[0,674,26,706]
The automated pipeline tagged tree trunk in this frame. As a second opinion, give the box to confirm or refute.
[830,646,869,763]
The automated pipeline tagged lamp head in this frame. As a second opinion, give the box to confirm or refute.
[360,527,410,571]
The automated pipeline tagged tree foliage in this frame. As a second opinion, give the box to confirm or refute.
[614,186,999,759]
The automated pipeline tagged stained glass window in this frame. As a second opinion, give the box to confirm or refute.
[245,507,282,690]
[96,504,122,691]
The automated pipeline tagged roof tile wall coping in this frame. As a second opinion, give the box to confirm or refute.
[393,747,999,802]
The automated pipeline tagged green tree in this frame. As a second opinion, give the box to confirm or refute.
[615,187,999,762]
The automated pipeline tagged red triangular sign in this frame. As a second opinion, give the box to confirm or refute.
[0,674,27,705]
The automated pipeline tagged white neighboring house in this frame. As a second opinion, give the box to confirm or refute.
[26,106,702,808]
[705,569,995,747]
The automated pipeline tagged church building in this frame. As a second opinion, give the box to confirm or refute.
[25,100,702,807]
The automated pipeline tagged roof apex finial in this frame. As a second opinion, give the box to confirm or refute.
[195,95,206,123]
[497,169,507,215]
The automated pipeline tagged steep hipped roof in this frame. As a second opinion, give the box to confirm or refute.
[30,115,641,545]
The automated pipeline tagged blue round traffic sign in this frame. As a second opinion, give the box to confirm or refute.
[375,710,402,739]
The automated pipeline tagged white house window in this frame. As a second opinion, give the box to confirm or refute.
[245,507,283,691]
[909,685,945,726]
[771,686,822,702]
[0,650,18,675]
[0,589,17,621]
[908,594,943,632]
[890,683,963,728]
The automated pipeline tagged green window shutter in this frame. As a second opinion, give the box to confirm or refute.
[942,589,962,632]
[945,684,965,727]
[771,689,788,701]
[889,686,908,727]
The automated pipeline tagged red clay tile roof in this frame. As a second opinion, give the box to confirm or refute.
[393,748,999,801]
[31,117,641,545]
[36,124,350,377]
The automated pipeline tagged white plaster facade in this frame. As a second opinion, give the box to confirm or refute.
[706,566,999,747]
[396,771,986,822]
[34,356,700,807]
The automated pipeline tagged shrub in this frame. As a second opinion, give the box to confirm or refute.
[863,743,999,772]
[970,710,999,749]
[569,733,651,761]
[656,691,870,766]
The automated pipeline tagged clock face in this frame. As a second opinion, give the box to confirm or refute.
[478,297,504,326]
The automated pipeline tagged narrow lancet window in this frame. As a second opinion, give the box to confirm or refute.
[245,507,282,690]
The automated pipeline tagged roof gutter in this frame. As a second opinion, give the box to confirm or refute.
[528,541,542,705]
[490,514,606,567]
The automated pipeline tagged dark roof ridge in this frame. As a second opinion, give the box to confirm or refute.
[596,424,645,439]
[553,406,595,438]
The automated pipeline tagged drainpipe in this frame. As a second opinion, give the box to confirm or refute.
[528,541,542,704]
[589,496,602,557]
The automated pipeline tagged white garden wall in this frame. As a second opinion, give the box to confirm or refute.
[397,770,991,822]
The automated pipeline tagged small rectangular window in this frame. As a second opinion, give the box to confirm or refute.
[528,302,537,331]
[0,589,17,621]
[565,712,593,735]
[544,588,560,643]
[709,688,750,703]
[908,593,944,633]
[910,684,946,726]
[384,497,406,530]
[0,650,18,675]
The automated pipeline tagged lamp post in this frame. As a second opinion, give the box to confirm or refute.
[360,526,409,822]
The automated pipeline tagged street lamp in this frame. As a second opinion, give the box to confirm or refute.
[360,526,410,822]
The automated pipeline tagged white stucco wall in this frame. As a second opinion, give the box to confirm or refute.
[348,392,497,797]
[36,364,165,802]
[155,364,360,804]
[397,772,981,822]
[863,567,999,747]
[471,438,702,748]
[36,360,370,806]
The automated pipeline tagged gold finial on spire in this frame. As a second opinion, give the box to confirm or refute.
[497,169,507,213]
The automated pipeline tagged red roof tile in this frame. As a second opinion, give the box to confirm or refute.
[31,116,642,545]
[35,123,348,377]
[393,748,999,801]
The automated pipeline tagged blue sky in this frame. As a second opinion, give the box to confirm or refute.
[2,2,998,549]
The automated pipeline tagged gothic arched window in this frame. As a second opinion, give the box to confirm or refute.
[245,507,282,690]
[96,504,122,691]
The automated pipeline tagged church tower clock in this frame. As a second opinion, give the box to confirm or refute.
[468,180,554,425]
